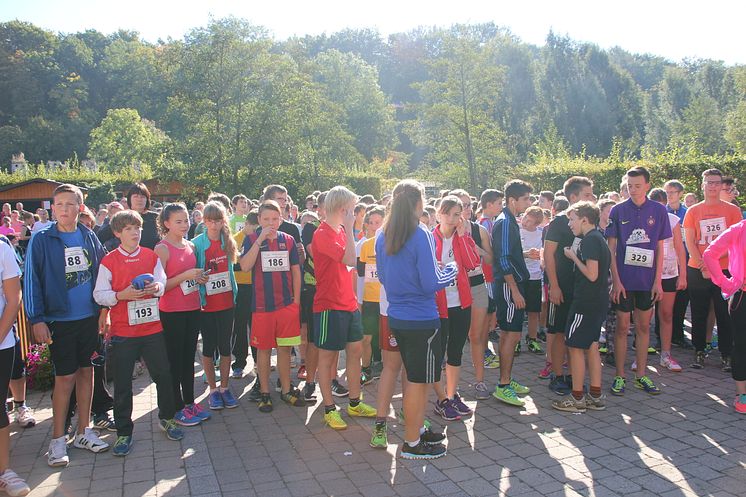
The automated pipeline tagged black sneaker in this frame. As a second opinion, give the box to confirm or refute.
[248,381,262,402]
[488,329,500,342]
[331,379,349,397]
[691,351,706,369]
[302,382,317,402]
[92,413,116,432]
[276,378,295,393]
[400,440,447,460]
[361,368,373,386]
[370,361,383,380]
[722,356,732,373]
[420,428,446,445]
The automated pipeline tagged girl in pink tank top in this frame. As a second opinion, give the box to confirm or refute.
[154,204,211,425]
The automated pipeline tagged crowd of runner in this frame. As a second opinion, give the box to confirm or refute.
[1,167,745,495]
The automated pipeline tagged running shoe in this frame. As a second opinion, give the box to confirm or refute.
[492,385,525,407]
[231,367,243,379]
[324,409,347,430]
[450,393,472,416]
[174,408,201,427]
[434,399,461,421]
[473,381,490,400]
[527,338,543,354]
[549,376,571,395]
[248,381,262,402]
[483,352,500,369]
[221,389,239,409]
[188,403,211,421]
[634,375,661,395]
[610,376,626,396]
[488,329,500,342]
[159,419,185,441]
[660,354,682,372]
[361,368,373,386]
[647,346,657,354]
[514,341,521,355]
[552,396,586,413]
[92,412,116,432]
[281,389,306,407]
[258,394,273,413]
[722,356,732,373]
[0,469,30,497]
[631,360,637,372]
[734,394,746,414]
[598,344,609,354]
[704,343,713,356]
[302,382,317,402]
[509,379,530,395]
[371,361,383,380]
[538,363,552,379]
[47,436,69,467]
[348,401,376,417]
[400,440,446,460]
[297,365,307,380]
[331,379,349,397]
[208,390,224,410]
[537,329,547,342]
[73,427,110,453]
[14,406,36,428]
[421,427,446,445]
[112,436,132,457]
[585,394,607,411]
[691,351,706,369]
[276,378,296,393]
[370,423,388,449]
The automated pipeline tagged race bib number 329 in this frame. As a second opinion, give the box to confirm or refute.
[624,246,654,268]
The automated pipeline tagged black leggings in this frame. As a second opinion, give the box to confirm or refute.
[688,267,733,356]
[440,306,472,367]
[161,309,201,410]
[729,291,746,382]
[201,308,234,358]
[1,346,13,428]
[231,285,253,370]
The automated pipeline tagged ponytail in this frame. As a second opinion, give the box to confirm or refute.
[384,179,425,255]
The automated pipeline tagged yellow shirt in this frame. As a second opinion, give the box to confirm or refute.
[358,236,380,303]
[233,230,252,285]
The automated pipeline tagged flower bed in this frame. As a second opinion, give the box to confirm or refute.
[26,344,54,391]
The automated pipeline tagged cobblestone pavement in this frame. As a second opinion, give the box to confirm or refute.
[9,340,746,497]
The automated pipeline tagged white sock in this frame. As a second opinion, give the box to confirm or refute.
[406,438,420,448]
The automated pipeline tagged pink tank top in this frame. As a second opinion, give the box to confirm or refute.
[157,239,201,312]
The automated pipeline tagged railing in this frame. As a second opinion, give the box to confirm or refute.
[16,305,32,360]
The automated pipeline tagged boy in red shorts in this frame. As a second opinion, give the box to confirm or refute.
[240,201,304,412]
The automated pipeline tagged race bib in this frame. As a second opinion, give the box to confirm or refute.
[364,263,379,283]
[64,247,88,273]
[127,299,159,325]
[179,278,199,296]
[206,271,231,295]
[624,246,654,268]
[261,251,290,272]
[699,217,726,244]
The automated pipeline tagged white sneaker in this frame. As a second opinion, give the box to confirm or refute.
[0,469,30,496]
[73,427,109,453]
[631,360,637,372]
[47,436,69,467]
[661,354,682,372]
[14,406,36,428]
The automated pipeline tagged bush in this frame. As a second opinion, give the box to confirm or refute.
[26,344,54,391]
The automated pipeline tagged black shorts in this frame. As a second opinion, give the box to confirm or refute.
[662,277,677,293]
[48,316,99,376]
[565,309,605,350]
[314,309,363,351]
[361,302,380,336]
[11,335,25,380]
[301,287,315,324]
[614,290,654,312]
[525,280,542,313]
[547,287,573,334]
[201,308,234,357]
[494,281,525,332]
[391,327,442,384]
[0,347,13,428]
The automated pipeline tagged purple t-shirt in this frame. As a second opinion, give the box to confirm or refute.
[608,198,672,291]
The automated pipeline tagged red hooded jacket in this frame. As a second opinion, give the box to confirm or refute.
[433,225,481,315]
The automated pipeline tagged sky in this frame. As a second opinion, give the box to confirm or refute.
[2,0,744,65]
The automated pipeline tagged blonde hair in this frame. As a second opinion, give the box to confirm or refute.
[203,201,239,263]
[325,186,358,215]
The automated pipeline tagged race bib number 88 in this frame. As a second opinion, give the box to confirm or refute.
[64,247,88,273]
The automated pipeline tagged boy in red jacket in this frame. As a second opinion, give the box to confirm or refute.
[93,210,183,457]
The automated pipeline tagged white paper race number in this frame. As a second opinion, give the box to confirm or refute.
[261,251,290,272]
[364,263,379,283]
[699,217,726,244]
[127,299,160,325]
[206,271,231,295]
[64,247,88,273]
[180,278,199,295]
[624,246,654,268]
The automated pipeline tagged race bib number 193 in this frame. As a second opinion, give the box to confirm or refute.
[127,299,160,325]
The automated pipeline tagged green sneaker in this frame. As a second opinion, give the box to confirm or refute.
[634,375,661,395]
[509,379,530,395]
[598,344,609,354]
[347,401,376,417]
[610,376,626,396]
[493,385,525,407]
[370,423,388,449]
[527,338,543,354]
[514,342,522,355]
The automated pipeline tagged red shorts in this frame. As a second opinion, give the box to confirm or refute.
[251,303,301,350]
[379,315,400,352]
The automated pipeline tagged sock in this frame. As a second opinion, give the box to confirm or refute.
[375,417,386,426]
[406,438,420,448]
[590,386,601,398]
[661,350,670,358]
[419,426,426,435]
[349,397,360,408]
[572,390,584,401]
[324,404,336,414]
[498,383,509,388]
[13,400,25,408]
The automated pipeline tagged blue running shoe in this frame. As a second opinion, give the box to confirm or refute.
[221,389,239,409]
[188,403,211,421]
[208,390,224,410]
[174,408,201,426]
[159,419,185,441]
[112,436,132,457]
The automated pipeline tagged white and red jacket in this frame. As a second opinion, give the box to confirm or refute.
[93,246,166,338]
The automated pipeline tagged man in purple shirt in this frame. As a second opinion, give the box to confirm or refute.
[608,166,672,396]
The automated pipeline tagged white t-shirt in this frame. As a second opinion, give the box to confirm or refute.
[662,213,680,280]
[0,243,21,350]
[520,227,544,280]
[32,220,52,233]
[441,235,460,308]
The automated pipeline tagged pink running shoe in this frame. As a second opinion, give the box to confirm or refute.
[734,394,746,414]
[538,363,552,379]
